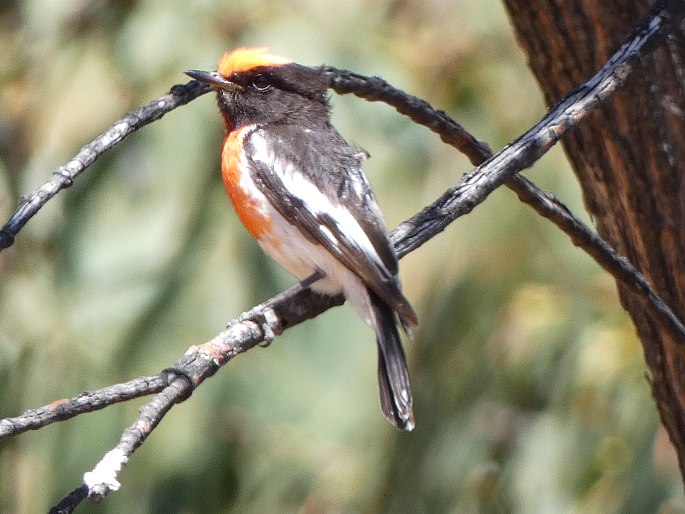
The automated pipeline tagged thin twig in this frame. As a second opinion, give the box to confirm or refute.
[0,376,164,440]
[48,484,88,514]
[0,81,211,252]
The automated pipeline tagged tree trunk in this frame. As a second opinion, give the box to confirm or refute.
[501,0,685,479]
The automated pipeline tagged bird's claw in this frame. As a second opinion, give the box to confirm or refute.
[236,306,278,347]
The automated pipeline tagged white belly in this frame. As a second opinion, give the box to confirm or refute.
[257,203,374,327]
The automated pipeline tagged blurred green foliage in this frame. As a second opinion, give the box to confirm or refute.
[1,0,683,513]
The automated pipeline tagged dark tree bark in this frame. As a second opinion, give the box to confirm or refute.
[502,0,685,478]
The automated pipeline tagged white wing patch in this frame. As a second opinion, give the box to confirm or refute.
[250,131,384,269]
[319,224,337,245]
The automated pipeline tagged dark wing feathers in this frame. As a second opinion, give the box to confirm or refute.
[246,125,417,327]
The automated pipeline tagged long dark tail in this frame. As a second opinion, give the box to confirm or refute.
[369,291,415,431]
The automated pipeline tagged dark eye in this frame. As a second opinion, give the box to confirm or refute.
[251,74,271,91]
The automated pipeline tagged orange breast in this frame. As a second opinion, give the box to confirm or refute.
[221,128,272,239]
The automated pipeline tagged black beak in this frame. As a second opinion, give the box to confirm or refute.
[185,70,239,90]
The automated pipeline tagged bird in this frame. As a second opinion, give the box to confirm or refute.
[186,47,418,430]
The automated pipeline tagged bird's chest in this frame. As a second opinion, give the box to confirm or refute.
[221,128,312,269]
[220,127,342,289]
[221,127,273,239]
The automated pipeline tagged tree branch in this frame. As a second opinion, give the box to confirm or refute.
[0,376,164,439]
[0,80,211,252]
[322,0,685,340]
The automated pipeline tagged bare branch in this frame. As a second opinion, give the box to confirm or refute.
[0,376,164,440]
[50,282,340,510]
[322,0,685,341]
[0,81,211,252]
[48,484,88,514]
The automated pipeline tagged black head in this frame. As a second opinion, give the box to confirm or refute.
[186,48,330,131]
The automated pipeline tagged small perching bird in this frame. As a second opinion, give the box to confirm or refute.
[186,47,418,430]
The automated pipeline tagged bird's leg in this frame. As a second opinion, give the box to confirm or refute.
[299,270,325,289]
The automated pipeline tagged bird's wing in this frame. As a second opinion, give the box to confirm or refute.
[245,125,417,326]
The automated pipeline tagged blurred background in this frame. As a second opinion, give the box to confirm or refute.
[1,0,683,513]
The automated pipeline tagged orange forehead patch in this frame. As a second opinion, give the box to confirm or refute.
[217,47,292,76]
